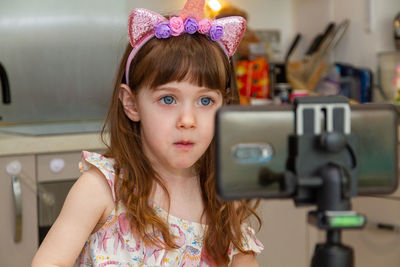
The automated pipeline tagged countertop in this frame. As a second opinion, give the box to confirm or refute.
[0,131,106,156]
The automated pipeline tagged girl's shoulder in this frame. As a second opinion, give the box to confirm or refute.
[79,150,116,201]
[78,151,116,232]
[227,223,264,262]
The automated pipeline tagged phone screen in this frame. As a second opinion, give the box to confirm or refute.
[215,104,398,200]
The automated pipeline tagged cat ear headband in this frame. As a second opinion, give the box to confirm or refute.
[125,0,246,83]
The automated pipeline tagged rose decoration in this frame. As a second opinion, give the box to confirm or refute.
[170,17,184,36]
[155,22,171,39]
[209,24,223,41]
[184,18,198,34]
[155,18,224,41]
[198,18,211,34]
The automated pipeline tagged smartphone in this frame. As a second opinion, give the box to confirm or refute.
[215,104,398,200]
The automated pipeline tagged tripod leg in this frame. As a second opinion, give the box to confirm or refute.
[311,230,354,267]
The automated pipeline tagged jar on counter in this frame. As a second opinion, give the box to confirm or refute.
[273,83,292,104]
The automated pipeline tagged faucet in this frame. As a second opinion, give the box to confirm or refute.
[0,62,11,121]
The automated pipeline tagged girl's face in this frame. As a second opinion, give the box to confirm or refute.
[126,80,224,176]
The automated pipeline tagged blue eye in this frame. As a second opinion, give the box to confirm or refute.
[160,96,175,105]
[198,97,213,106]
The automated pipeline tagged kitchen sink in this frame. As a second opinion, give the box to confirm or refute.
[0,120,104,136]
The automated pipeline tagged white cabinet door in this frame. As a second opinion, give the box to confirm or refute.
[256,199,311,267]
[0,155,38,267]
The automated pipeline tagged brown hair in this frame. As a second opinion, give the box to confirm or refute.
[102,33,260,266]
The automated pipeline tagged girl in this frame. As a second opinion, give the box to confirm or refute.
[32,0,263,266]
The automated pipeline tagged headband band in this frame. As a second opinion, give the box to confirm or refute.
[124,4,246,84]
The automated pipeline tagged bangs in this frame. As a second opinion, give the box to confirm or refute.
[128,34,230,93]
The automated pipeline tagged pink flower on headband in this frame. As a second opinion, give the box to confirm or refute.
[209,24,223,41]
[184,18,198,34]
[170,17,184,36]
[155,22,171,38]
[198,18,211,34]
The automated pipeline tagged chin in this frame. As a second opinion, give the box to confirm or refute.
[173,162,196,170]
[171,159,198,170]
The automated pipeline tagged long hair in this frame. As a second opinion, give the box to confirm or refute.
[102,33,260,266]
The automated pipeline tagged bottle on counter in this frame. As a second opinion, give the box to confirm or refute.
[395,11,400,50]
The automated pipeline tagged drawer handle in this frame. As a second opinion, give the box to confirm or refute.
[11,175,22,243]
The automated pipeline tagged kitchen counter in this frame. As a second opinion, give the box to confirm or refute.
[0,131,106,156]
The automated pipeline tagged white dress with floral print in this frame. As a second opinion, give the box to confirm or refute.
[76,151,263,267]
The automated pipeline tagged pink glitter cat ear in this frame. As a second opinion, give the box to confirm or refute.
[127,8,167,49]
[125,9,167,81]
[213,16,246,58]
[125,0,247,83]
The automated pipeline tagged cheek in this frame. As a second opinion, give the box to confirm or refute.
[199,113,216,140]
[204,127,215,147]
[141,118,170,140]
[140,110,173,130]
[140,125,167,155]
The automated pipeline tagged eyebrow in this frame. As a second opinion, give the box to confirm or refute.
[153,86,180,93]
[154,86,220,95]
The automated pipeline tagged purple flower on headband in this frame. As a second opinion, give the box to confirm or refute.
[184,18,198,34]
[155,22,171,39]
[209,24,223,41]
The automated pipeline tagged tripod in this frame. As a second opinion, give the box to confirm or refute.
[269,96,366,267]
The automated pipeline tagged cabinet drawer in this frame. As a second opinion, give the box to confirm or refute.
[0,155,38,266]
[37,152,82,182]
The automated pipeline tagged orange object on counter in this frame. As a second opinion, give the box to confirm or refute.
[236,57,270,100]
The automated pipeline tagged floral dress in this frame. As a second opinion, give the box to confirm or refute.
[77,151,263,266]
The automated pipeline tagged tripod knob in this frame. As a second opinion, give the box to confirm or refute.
[319,132,346,153]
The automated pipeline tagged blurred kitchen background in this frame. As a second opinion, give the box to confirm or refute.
[1,0,400,267]
[1,0,399,128]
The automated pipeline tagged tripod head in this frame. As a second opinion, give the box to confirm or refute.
[277,96,365,267]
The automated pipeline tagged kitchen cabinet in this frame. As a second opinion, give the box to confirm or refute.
[0,151,102,266]
[0,130,105,266]
[0,155,38,267]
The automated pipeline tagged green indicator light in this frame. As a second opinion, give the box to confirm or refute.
[330,215,365,227]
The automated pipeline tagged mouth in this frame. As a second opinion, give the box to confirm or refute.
[173,140,195,150]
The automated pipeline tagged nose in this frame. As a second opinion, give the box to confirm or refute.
[177,104,196,129]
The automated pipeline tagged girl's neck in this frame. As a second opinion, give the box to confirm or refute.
[150,163,200,200]
[150,172,205,224]
[148,160,204,222]
[156,171,200,196]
